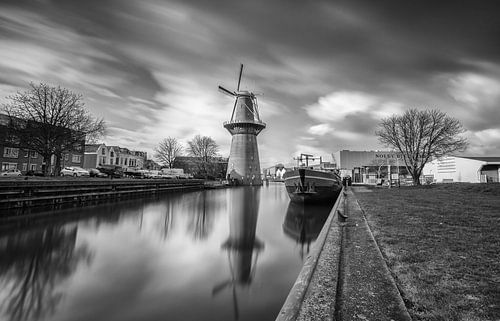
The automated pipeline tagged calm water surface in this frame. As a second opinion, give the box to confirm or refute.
[0,183,333,321]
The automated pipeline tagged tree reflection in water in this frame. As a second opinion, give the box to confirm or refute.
[282,202,334,260]
[162,201,174,240]
[213,187,264,320]
[0,225,91,321]
[187,191,223,241]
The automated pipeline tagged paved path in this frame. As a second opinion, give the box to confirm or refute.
[277,187,412,320]
[337,187,411,321]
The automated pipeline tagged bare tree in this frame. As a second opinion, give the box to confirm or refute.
[154,137,183,168]
[187,135,219,178]
[2,83,106,175]
[376,108,468,185]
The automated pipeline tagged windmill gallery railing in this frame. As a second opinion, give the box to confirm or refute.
[223,119,266,127]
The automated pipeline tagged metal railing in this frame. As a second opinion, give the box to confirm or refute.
[223,119,266,127]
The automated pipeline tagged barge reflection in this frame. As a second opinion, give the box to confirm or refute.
[213,187,264,320]
[283,202,334,259]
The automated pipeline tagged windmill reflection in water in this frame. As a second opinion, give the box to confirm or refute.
[212,187,264,320]
[282,202,334,260]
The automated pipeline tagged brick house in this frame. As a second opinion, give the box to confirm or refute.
[0,114,84,173]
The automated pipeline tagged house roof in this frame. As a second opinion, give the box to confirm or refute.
[85,144,102,152]
[459,156,500,163]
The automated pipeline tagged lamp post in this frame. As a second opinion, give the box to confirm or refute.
[385,157,389,188]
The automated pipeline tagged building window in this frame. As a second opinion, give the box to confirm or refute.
[99,156,106,165]
[3,147,19,158]
[1,162,17,170]
[124,158,128,166]
[64,154,69,161]
[6,134,20,144]
[110,151,114,157]
[22,163,28,171]
[30,164,37,171]
[101,148,106,155]
[73,142,84,152]
[24,149,29,158]
[30,151,38,158]
[72,155,81,163]
[115,158,119,165]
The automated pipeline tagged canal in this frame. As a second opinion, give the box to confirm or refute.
[0,182,334,321]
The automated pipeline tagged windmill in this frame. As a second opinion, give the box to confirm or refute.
[219,64,266,186]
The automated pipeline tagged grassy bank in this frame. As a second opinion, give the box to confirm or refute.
[353,183,500,321]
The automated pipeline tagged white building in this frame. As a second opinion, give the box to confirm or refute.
[422,156,500,183]
[83,143,147,171]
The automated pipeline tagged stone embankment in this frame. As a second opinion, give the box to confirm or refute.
[0,178,205,215]
[277,187,412,321]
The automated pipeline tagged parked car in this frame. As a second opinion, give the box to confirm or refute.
[87,168,108,178]
[1,169,22,176]
[124,170,145,179]
[160,173,176,179]
[60,166,90,177]
[144,170,162,179]
[97,165,123,178]
[26,170,45,177]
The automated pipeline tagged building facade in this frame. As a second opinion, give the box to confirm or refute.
[0,113,84,173]
[83,143,147,171]
[332,150,408,183]
[333,150,500,184]
[422,156,500,183]
[1,147,44,172]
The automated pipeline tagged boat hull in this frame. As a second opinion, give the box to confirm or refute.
[283,168,342,203]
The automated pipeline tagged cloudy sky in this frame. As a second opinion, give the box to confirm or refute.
[1,0,499,167]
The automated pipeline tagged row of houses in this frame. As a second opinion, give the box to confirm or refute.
[83,144,149,172]
[1,114,226,176]
[0,111,163,173]
[0,141,155,174]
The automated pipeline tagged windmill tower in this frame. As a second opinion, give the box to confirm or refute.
[219,64,266,185]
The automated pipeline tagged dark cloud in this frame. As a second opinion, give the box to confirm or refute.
[1,0,500,158]
[341,112,379,135]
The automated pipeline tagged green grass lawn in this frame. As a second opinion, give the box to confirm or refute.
[353,183,500,321]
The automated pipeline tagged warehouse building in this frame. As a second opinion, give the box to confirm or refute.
[422,156,500,183]
[332,150,407,184]
[333,150,500,184]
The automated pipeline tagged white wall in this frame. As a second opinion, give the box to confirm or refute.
[423,156,484,183]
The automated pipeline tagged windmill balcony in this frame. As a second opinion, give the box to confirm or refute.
[223,119,266,128]
[224,119,266,136]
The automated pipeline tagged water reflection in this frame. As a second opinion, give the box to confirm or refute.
[0,225,91,321]
[213,187,264,320]
[0,185,316,321]
[283,202,334,260]
[189,191,216,240]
